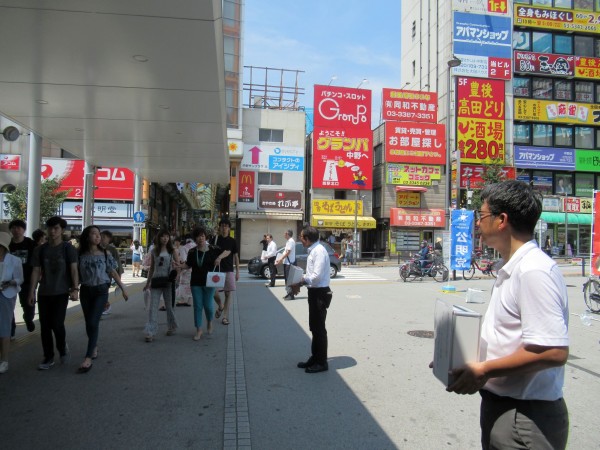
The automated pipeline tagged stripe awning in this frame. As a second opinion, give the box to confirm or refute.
[395,186,428,192]
[237,211,303,221]
[311,215,376,229]
[540,212,592,225]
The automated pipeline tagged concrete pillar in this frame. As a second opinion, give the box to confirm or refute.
[133,174,142,241]
[82,161,95,228]
[26,132,42,236]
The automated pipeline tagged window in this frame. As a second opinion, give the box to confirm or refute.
[576,173,594,197]
[554,0,573,7]
[514,77,531,97]
[554,79,573,100]
[412,60,416,76]
[514,31,531,50]
[575,35,594,56]
[555,125,573,146]
[373,188,381,209]
[374,143,383,166]
[532,78,552,99]
[597,84,600,103]
[554,34,573,54]
[574,0,594,9]
[514,0,531,3]
[532,171,553,195]
[576,127,595,149]
[597,129,600,148]
[555,173,573,195]
[533,124,553,146]
[412,21,416,40]
[257,172,283,185]
[595,38,600,57]
[514,124,531,144]
[532,0,551,4]
[258,128,283,142]
[575,81,594,102]
[532,32,552,53]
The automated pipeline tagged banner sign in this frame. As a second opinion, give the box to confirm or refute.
[390,208,445,228]
[514,146,575,170]
[386,163,442,186]
[385,121,446,164]
[514,98,600,124]
[0,154,21,171]
[453,12,512,79]
[313,85,371,129]
[258,190,302,210]
[450,209,474,271]
[396,192,421,208]
[459,164,516,189]
[514,51,574,77]
[62,201,130,218]
[41,158,134,201]
[238,171,255,203]
[576,149,600,173]
[575,56,600,80]
[311,199,363,216]
[456,77,506,164]
[514,4,600,34]
[240,144,304,171]
[592,191,600,275]
[452,0,509,15]
[381,89,438,123]
[562,197,593,214]
[312,126,373,190]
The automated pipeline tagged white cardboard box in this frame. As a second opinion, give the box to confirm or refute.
[286,264,304,286]
[433,299,482,387]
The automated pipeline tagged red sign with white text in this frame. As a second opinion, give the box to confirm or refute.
[390,208,446,228]
[312,127,372,190]
[385,121,446,165]
[382,89,438,123]
[238,171,255,203]
[592,191,600,275]
[0,154,21,171]
[459,164,516,188]
[40,158,135,200]
[313,85,371,130]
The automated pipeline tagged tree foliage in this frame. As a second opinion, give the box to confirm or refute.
[469,161,509,212]
[4,178,70,227]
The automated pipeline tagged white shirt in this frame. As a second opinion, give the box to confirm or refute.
[265,240,278,258]
[480,240,569,400]
[283,237,296,265]
[302,242,330,288]
[0,253,24,298]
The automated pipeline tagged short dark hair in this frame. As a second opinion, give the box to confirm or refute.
[32,229,46,243]
[192,226,207,240]
[300,226,319,244]
[100,230,113,238]
[46,216,67,229]
[480,180,542,234]
[286,229,294,237]
[219,218,231,227]
[9,219,26,230]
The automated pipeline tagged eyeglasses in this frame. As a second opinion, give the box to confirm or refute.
[475,210,495,222]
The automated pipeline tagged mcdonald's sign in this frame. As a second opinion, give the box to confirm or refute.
[238,171,255,203]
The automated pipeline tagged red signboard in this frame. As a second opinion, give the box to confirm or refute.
[456,77,506,164]
[40,158,135,201]
[514,51,574,77]
[312,127,372,190]
[238,171,255,203]
[390,208,446,228]
[385,121,446,165]
[459,164,516,189]
[382,89,438,123]
[258,190,302,210]
[313,85,371,130]
[592,191,600,276]
[0,154,21,171]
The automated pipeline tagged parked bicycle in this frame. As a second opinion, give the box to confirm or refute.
[463,252,499,280]
[400,254,449,283]
[583,276,600,313]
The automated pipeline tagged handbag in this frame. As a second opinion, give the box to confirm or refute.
[150,276,170,288]
[261,250,268,263]
[206,264,226,288]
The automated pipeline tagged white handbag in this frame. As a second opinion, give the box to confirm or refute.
[206,265,226,288]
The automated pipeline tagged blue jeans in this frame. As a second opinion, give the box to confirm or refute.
[191,286,216,328]
[80,284,109,358]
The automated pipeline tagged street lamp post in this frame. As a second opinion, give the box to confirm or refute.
[445,57,462,229]
[466,174,472,209]
[353,189,358,264]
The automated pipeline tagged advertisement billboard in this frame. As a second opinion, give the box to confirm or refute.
[385,121,446,165]
[238,171,255,203]
[514,4,600,33]
[313,85,371,130]
[514,51,574,77]
[459,164,515,189]
[0,154,21,171]
[514,146,575,170]
[382,89,438,123]
[311,199,363,216]
[456,77,506,164]
[386,163,442,186]
[514,99,600,125]
[390,208,445,228]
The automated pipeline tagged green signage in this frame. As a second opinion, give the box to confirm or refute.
[575,150,600,172]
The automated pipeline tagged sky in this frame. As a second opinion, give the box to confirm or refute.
[243,0,402,129]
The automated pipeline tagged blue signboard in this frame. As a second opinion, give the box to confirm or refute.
[133,211,145,223]
[450,209,474,271]
[453,12,512,59]
[514,146,575,170]
[269,155,304,171]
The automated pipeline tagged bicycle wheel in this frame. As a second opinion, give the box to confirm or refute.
[433,264,449,282]
[489,261,499,278]
[584,279,600,313]
[400,264,409,282]
[463,263,475,280]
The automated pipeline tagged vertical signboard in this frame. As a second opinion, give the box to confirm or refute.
[592,191,600,276]
[456,77,506,164]
[238,171,255,203]
[312,85,372,190]
[450,209,473,271]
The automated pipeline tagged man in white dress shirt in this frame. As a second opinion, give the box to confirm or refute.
[276,229,296,300]
[264,234,278,288]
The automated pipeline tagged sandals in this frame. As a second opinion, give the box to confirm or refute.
[222,318,229,325]
[77,361,93,373]
[92,348,98,360]
[215,307,224,319]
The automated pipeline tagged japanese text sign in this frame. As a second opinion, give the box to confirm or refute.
[459,164,515,189]
[382,89,437,123]
[241,144,304,171]
[313,85,371,130]
[592,191,600,276]
[390,208,445,228]
[0,154,21,171]
[456,77,506,164]
[396,192,421,208]
[514,99,600,125]
[450,209,474,270]
[514,146,575,170]
[514,4,600,33]
[514,51,574,77]
[258,190,302,210]
[238,171,255,203]
[311,199,363,216]
[453,0,509,15]
[385,121,446,165]
[312,126,372,190]
[386,163,442,186]
[576,150,600,173]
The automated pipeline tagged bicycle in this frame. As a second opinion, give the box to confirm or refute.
[583,276,600,313]
[400,255,449,283]
[463,252,499,280]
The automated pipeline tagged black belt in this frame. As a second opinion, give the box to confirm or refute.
[308,286,330,291]
[480,389,563,404]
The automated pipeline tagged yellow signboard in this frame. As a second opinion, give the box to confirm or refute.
[311,199,363,216]
[457,118,506,164]
[514,99,600,125]
[311,215,376,229]
[386,164,441,186]
[514,4,600,33]
[396,192,421,208]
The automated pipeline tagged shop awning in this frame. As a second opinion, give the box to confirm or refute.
[311,215,376,229]
[540,212,592,225]
[237,211,303,221]
[395,186,428,192]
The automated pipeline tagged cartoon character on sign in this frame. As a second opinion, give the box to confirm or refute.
[351,168,367,186]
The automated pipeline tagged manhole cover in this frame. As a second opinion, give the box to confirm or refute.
[408,330,434,339]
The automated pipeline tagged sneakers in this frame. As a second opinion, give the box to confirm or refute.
[26,320,36,332]
[0,361,8,373]
[38,359,55,370]
[283,294,295,300]
[60,344,70,364]
[102,303,112,315]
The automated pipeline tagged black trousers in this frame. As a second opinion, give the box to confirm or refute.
[11,284,34,336]
[268,257,276,286]
[37,293,69,360]
[307,287,330,365]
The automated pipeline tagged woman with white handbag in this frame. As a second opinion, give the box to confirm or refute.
[177,226,221,341]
